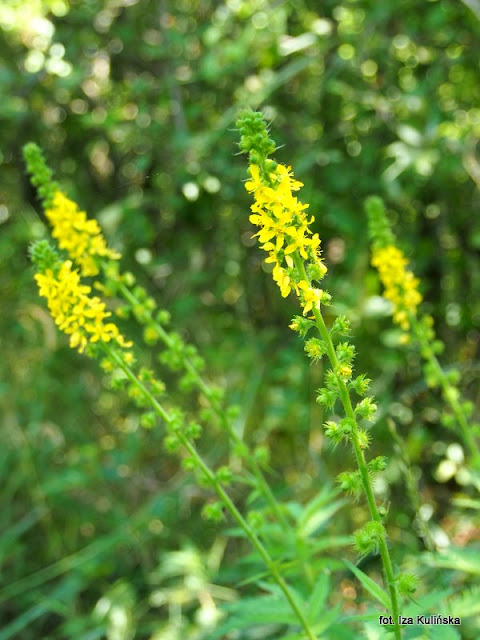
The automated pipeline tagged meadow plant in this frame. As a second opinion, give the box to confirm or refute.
[366,196,480,471]
[24,142,322,640]
[236,111,423,639]
[25,119,451,639]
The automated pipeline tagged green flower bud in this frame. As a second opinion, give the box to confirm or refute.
[185,421,202,439]
[164,434,181,453]
[304,337,327,361]
[133,285,147,300]
[316,388,337,409]
[331,315,351,336]
[397,572,418,596]
[128,384,148,407]
[140,411,157,429]
[336,470,362,497]
[355,397,377,421]
[178,372,196,392]
[216,466,233,484]
[29,240,60,272]
[182,457,197,472]
[120,271,135,286]
[253,445,270,466]
[247,510,264,529]
[357,428,371,450]
[335,342,356,364]
[289,315,314,337]
[350,374,371,396]
[23,142,59,208]
[226,404,241,421]
[368,456,388,473]
[365,196,395,249]
[353,520,386,556]
[202,502,224,523]
[155,309,171,325]
[115,305,131,320]
[233,441,249,458]
[143,324,161,345]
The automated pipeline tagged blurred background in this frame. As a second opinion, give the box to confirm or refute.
[1,0,480,638]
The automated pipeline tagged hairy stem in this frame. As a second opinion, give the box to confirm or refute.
[112,278,290,529]
[411,315,480,468]
[103,343,318,640]
[295,257,402,639]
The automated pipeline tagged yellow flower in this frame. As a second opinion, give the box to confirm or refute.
[297,280,324,315]
[245,165,264,193]
[272,262,293,298]
[337,365,353,380]
[371,245,422,330]
[35,260,132,353]
[45,191,120,277]
[244,161,327,303]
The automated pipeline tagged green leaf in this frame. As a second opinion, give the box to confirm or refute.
[210,594,301,638]
[307,572,330,621]
[445,585,480,618]
[344,560,391,610]
[297,488,346,538]
[421,548,480,575]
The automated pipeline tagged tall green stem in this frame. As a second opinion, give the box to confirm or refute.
[113,279,290,530]
[411,315,480,468]
[103,344,318,640]
[294,257,402,639]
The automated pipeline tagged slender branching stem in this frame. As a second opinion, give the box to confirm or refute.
[103,343,319,640]
[294,257,402,640]
[112,278,291,529]
[410,314,480,468]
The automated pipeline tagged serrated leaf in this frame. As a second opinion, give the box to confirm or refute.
[209,594,300,639]
[307,572,330,621]
[344,560,391,610]
[445,585,480,617]
[403,589,452,617]
[297,486,346,538]
[421,548,480,575]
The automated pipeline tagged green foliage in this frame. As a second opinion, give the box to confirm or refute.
[2,0,480,638]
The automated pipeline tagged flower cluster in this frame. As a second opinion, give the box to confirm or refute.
[238,112,328,316]
[45,191,120,277]
[371,245,422,331]
[245,163,328,310]
[366,196,480,467]
[24,142,119,277]
[239,113,407,633]
[31,242,131,354]
[366,196,422,332]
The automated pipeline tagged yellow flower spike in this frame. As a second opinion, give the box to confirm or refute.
[34,260,132,354]
[45,191,120,277]
[371,245,422,330]
[243,160,326,301]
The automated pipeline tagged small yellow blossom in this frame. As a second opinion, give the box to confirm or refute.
[289,318,300,332]
[272,262,293,298]
[298,280,324,315]
[35,260,132,353]
[45,191,120,277]
[337,365,353,380]
[371,245,422,331]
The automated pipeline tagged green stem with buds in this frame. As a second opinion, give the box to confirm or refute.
[295,257,402,640]
[111,277,290,530]
[411,314,480,469]
[103,343,318,640]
